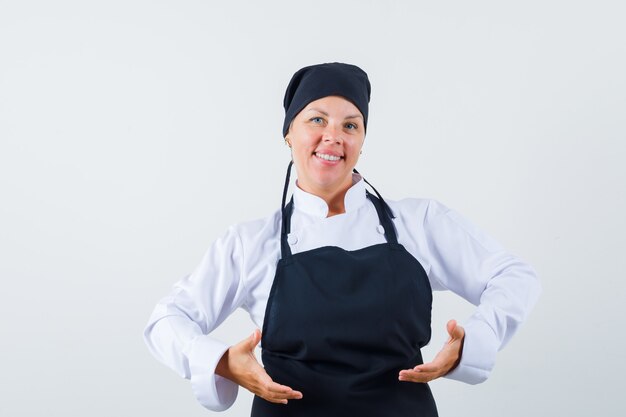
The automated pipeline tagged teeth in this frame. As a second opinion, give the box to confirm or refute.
[316,152,341,161]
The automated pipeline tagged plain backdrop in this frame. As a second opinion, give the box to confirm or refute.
[1,1,625,416]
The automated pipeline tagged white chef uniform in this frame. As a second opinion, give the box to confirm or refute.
[143,172,541,412]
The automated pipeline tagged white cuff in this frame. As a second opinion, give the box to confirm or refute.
[185,335,239,411]
[443,318,499,384]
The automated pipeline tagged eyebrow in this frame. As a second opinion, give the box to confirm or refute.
[306,108,363,120]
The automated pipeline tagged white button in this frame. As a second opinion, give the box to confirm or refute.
[287,234,298,245]
[377,225,385,234]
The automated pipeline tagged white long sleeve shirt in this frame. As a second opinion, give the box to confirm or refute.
[143,173,541,412]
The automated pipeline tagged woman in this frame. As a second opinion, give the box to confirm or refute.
[143,62,541,416]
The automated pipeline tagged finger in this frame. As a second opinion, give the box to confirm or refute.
[266,382,302,396]
[446,319,465,341]
[264,391,303,402]
[235,329,260,352]
[398,369,434,383]
[266,383,303,399]
[446,319,457,337]
[248,329,262,350]
[262,386,303,403]
[412,362,440,373]
[256,371,303,399]
[400,364,441,377]
[453,324,465,340]
[271,390,303,399]
[263,396,289,404]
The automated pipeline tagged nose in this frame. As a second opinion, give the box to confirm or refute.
[321,124,343,144]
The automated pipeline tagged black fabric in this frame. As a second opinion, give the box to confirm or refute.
[282,62,371,137]
[251,169,437,417]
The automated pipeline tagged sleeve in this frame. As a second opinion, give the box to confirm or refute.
[422,199,541,384]
[142,225,247,411]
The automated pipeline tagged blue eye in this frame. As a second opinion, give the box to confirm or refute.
[310,117,324,123]
[346,122,358,130]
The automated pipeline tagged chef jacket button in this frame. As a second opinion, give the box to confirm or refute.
[287,234,298,245]
[377,225,385,234]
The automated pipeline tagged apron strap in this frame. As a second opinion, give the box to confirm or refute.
[352,168,396,220]
[352,167,398,244]
[280,161,294,258]
[365,190,398,244]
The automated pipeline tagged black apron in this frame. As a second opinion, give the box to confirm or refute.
[251,163,437,417]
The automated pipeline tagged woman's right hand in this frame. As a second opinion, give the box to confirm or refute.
[215,328,303,404]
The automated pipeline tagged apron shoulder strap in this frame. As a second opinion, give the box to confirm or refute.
[280,161,295,258]
[365,190,398,244]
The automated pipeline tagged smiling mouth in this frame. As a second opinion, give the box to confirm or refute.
[314,152,343,162]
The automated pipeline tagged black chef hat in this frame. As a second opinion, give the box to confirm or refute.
[282,62,371,138]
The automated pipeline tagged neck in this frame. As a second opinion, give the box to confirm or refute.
[297,175,354,217]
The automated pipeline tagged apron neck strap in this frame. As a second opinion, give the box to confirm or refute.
[365,190,398,244]
[280,160,295,258]
[352,168,396,220]
[352,167,398,243]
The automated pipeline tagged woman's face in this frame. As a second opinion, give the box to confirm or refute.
[286,95,365,195]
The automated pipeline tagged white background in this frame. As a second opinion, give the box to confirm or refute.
[1,1,624,416]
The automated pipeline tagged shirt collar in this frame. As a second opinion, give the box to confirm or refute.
[292,173,367,218]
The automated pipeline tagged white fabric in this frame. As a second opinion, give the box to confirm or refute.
[143,173,541,411]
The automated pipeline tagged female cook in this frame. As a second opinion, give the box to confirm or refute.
[143,62,541,416]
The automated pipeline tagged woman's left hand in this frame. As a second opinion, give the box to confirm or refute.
[398,319,465,383]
